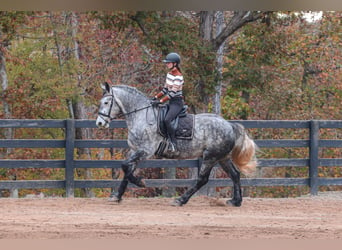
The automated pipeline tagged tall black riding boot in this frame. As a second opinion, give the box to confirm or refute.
[166,125,177,152]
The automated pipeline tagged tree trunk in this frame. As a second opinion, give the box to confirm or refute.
[0,39,17,197]
[49,12,95,197]
[0,46,12,144]
[199,11,214,41]
[213,11,225,116]
[207,11,226,197]
[196,11,215,113]
[69,11,95,198]
[73,100,95,198]
[49,12,63,71]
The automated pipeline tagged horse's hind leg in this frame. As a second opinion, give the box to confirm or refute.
[172,158,215,206]
[109,150,146,202]
[219,159,242,207]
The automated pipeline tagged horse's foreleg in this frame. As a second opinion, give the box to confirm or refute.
[109,150,146,202]
[109,179,128,202]
[220,159,242,207]
[172,159,214,206]
[121,150,146,188]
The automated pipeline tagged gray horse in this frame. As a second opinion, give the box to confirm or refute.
[96,83,257,206]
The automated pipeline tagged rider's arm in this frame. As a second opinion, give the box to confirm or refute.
[154,87,169,99]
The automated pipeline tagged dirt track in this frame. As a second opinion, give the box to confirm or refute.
[1,194,342,239]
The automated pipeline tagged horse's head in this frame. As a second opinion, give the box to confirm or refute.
[96,82,122,128]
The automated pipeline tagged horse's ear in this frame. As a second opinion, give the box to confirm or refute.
[101,82,111,93]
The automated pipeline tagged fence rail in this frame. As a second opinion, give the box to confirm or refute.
[1,119,342,197]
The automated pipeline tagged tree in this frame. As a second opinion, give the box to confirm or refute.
[0,11,29,197]
[1,12,26,120]
[196,11,267,195]
[238,11,342,120]
[198,11,267,113]
[1,11,28,121]
[65,11,95,197]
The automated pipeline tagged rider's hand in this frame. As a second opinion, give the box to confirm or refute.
[150,99,161,106]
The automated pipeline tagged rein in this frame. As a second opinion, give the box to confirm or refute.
[122,105,152,117]
[98,93,154,121]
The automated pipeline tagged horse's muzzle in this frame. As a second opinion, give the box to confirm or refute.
[96,116,110,128]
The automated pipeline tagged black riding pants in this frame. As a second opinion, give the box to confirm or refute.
[164,97,184,141]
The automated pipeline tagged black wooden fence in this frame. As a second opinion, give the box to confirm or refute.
[0,119,342,197]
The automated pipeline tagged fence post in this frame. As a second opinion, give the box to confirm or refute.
[65,119,75,197]
[309,120,319,195]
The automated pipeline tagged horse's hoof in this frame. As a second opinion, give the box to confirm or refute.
[137,178,146,188]
[226,199,241,207]
[108,195,122,203]
[170,198,183,207]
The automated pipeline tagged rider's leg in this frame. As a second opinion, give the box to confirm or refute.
[164,115,177,150]
[164,99,183,151]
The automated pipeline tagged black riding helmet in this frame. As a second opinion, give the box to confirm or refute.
[163,52,181,65]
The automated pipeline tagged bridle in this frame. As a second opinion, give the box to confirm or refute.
[97,93,117,120]
[97,92,153,122]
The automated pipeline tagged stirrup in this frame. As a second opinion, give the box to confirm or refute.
[167,140,177,152]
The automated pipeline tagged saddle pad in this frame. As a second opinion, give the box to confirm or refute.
[175,114,194,140]
[157,106,194,140]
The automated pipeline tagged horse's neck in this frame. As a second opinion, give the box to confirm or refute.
[115,87,147,111]
[115,87,153,129]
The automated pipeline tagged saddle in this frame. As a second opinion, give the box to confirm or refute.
[155,104,194,157]
[157,104,194,140]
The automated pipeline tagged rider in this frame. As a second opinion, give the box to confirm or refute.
[152,52,184,152]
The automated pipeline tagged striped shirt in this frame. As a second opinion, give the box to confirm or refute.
[165,72,184,97]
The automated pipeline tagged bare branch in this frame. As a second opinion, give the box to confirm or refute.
[213,11,265,51]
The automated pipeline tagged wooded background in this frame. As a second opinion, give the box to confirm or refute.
[0,11,341,198]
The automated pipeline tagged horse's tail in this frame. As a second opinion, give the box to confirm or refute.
[230,123,258,176]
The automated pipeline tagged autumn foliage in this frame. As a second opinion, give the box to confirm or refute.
[0,11,341,198]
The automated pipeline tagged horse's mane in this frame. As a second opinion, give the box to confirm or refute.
[113,85,148,100]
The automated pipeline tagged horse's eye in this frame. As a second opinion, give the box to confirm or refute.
[104,102,109,105]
